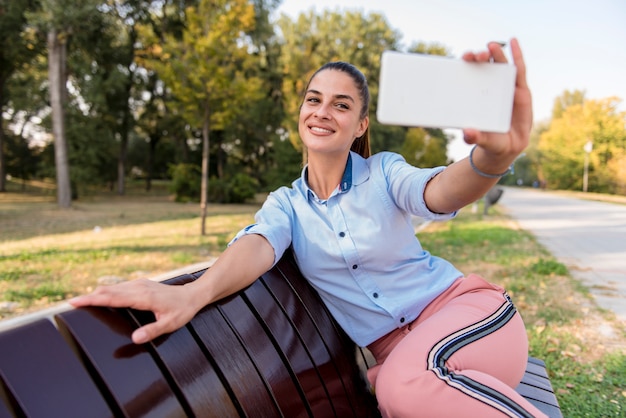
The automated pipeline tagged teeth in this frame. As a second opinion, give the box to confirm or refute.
[311,126,332,134]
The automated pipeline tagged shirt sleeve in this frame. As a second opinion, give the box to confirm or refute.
[380,152,457,220]
[229,188,293,266]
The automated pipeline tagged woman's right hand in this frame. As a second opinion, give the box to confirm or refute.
[69,279,201,344]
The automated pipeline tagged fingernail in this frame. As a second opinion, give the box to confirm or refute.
[132,329,148,344]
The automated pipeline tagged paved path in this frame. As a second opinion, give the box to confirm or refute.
[498,187,626,323]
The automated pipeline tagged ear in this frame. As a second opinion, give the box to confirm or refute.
[356,116,369,138]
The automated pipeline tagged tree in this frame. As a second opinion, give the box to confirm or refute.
[551,89,585,120]
[0,0,40,192]
[132,0,200,191]
[220,0,285,189]
[151,0,262,234]
[400,128,448,168]
[28,0,102,207]
[538,94,626,193]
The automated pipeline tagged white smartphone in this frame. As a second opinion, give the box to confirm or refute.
[376,51,517,133]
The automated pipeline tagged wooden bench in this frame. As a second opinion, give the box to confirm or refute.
[0,251,562,417]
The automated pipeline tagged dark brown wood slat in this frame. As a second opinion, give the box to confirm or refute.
[0,395,13,418]
[188,297,283,417]
[219,290,311,416]
[273,255,380,417]
[163,273,197,286]
[0,318,113,418]
[242,276,337,417]
[55,307,186,418]
[258,268,360,417]
[127,309,241,417]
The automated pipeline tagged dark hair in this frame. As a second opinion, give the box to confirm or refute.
[304,62,371,158]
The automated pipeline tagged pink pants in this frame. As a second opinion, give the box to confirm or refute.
[367,275,548,418]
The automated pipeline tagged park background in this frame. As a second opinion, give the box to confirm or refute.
[2,0,625,208]
[1,1,625,416]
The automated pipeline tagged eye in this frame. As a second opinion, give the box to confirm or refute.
[336,102,350,110]
[305,96,320,104]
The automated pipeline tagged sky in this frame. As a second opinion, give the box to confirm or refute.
[274,0,626,161]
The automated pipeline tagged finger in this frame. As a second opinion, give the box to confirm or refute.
[462,128,481,145]
[509,38,529,89]
[131,322,166,344]
[131,312,184,344]
[462,50,491,63]
[461,51,477,62]
[131,326,151,344]
[487,42,508,63]
[68,280,155,310]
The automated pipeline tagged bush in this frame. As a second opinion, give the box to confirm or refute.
[208,173,259,204]
[169,164,259,204]
[168,163,201,202]
[229,173,259,203]
[208,176,229,203]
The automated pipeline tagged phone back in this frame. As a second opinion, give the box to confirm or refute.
[377,51,517,133]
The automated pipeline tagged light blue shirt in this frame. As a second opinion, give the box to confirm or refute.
[231,151,463,346]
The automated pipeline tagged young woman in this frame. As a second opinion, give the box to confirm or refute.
[71,38,545,417]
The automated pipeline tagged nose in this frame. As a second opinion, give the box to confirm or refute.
[313,103,332,119]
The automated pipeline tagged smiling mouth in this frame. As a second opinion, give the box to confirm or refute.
[310,126,334,134]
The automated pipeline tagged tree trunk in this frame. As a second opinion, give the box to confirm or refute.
[117,133,127,195]
[200,104,210,236]
[145,133,158,192]
[0,111,5,193]
[116,27,137,196]
[48,29,72,208]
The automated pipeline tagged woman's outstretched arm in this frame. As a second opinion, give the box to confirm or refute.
[69,233,275,344]
[424,38,533,214]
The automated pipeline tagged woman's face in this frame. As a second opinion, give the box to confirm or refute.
[299,69,368,157]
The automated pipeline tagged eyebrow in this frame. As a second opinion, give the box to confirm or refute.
[306,89,355,103]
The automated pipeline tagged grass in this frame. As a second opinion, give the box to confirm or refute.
[0,179,261,313]
[1,180,625,416]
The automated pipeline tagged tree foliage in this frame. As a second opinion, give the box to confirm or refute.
[3,2,626,211]
[0,0,46,192]
[538,93,626,193]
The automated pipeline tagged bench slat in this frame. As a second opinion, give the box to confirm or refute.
[0,319,113,418]
[189,299,283,417]
[243,278,339,416]
[0,398,12,418]
[55,307,187,417]
[220,291,319,416]
[127,309,241,417]
[516,357,562,418]
[274,256,381,417]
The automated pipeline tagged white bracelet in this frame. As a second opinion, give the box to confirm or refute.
[468,146,512,178]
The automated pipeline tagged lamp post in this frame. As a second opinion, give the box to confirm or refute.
[583,140,593,192]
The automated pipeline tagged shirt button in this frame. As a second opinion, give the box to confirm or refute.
[339,232,345,237]
[352,264,358,270]
[373,292,379,298]
[400,317,406,323]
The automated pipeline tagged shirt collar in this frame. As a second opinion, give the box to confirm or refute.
[339,153,353,192]
[301,151,370,199]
